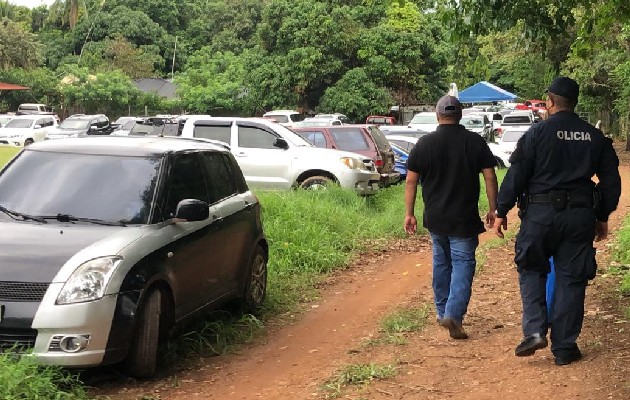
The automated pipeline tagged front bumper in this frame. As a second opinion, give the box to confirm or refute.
[337,169,381,195]
[29,283,119,367]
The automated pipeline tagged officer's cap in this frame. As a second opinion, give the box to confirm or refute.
[547,77,579,101]
[436,95,462,117]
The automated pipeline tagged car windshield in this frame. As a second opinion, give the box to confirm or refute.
[461,116,484,128]
[272,124,312,146]
[502,131,526,142]
[3,118,35,128]
[410,114,438,124]
[130,121,178,136]
[0,151,161,224]
[114,117,135,125]
[59,119,90,130]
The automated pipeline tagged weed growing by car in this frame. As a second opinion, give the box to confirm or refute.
[0,147,19,168]
[0,350,88,399]
[322,362,397,398]
[257,184,416,313]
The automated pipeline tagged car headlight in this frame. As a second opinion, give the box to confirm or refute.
[340,157,367,170]
[56,256,123,305]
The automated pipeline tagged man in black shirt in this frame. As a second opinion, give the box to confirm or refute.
[405,95,498,339]
[493,77,621,365]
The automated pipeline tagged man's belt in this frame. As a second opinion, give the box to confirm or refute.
[528,190,594,209]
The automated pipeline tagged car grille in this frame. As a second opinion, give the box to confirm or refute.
[0,329,37,350]
[0,282,49,302]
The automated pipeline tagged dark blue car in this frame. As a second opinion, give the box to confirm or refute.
[390,142,409,181]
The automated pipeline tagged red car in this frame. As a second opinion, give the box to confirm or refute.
[515,100,546,112]
[365,115,397,126]
[292,124,401,186]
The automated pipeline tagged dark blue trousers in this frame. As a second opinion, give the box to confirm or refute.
[515,205,596,358]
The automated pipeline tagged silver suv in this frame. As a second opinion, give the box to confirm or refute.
[0,136,268,377]
[181,117,381,195]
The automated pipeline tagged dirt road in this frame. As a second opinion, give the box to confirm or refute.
[98,165,630,400]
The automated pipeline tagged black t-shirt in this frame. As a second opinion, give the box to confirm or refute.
[407,124,496,237]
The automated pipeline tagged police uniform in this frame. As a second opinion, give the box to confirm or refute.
[496,77,621,365]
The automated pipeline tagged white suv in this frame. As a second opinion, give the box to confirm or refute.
[181,117,381,194]
[0,115,57,146]
[261,110,303,127]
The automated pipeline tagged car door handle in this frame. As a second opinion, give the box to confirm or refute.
[244,201,255,210]
[212,215,223,224]
[236,152,247,157]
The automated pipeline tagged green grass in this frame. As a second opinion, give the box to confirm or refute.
[613,215,630,296]
[258,184,420,314]
[0,351,89,399]
[322,363,397,398]
[367,305,429,346]
[0,147,19,168]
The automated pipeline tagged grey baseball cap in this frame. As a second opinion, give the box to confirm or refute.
[436,95,463,117]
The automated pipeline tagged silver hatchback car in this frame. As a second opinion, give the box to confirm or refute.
[0,137,268,377]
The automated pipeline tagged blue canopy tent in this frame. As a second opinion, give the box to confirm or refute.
[458,81,518,103]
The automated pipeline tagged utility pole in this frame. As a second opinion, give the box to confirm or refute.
[171,36,177,79]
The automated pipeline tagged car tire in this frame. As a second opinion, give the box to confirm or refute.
[24,139,34,146]
[300,175,333,190]
[241,245,267,315]
[125,289,162,378]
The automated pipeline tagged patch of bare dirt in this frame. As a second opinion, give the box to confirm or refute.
[92,156,630,400]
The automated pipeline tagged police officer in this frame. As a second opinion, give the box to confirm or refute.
[492,77,621,366]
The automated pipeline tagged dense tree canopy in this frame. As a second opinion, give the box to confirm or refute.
[0,0,627,137]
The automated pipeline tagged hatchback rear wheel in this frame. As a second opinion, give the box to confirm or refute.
[241,245,267,315]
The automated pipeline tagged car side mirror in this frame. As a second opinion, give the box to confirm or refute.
[174,199,209,222]
[274,138,289,149]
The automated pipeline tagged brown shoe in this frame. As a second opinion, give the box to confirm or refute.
[440,318,469,340]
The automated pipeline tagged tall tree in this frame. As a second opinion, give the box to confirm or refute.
[48,0,86,29]
[0,18,42,70]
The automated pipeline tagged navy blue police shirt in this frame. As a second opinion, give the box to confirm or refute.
[407,124,497,238]
[496,111,621,221]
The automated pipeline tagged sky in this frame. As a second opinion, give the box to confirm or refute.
[10,0,55,8]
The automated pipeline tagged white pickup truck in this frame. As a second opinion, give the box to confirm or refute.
[181,117,381,195]
[495,111,535,137]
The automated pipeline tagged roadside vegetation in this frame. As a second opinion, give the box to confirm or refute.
[613,215,630,318]
[322,362,397,399]
[0,147,19,168]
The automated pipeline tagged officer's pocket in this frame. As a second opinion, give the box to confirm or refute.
[585,246,597,280]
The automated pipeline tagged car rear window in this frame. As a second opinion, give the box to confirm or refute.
[265,115,289,123]
[503,116,531,124]
[330,128,370,152]
[194,125,232,144]
[296,130,327,148]
[18,105,38,111]
[502,131,526,142]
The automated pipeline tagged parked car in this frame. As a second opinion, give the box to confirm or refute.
[46,114,113,140]
[294,117,343,127]
[390,142,409,181]
[497,127,529,157]
[181,117,381,194]
[292,125,400,187]
[127,117,180,137]
[0,136,267,377]
[0,115,57,146]
[379,125,429,138]
[495,111,535,137]
[365,116,396,126]
[314,113,351,124]
[0,114,14,127]
[110,117,144,136]
[16,103,59,122]
[261,110,304,127]
[407,111,439,132]
[385,134,424,153]
[460,114,495,142]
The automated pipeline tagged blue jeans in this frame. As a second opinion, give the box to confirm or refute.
[430,233,479,323]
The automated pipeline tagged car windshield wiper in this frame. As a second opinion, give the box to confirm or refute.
[0,204,48,223]
[40,214,127,227]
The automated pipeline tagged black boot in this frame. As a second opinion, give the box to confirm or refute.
[515,334,548,356]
